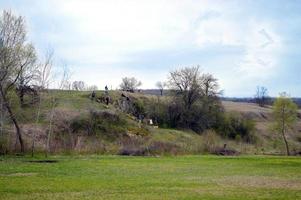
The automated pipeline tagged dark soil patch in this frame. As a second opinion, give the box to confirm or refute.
[26,160,59,163]
[119,148,148,156]
[215,148,239,156]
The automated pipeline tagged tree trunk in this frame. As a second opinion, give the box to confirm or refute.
[0,89,24,153]
[281,105,290,156]
[31,139,34,157]
[19,89,25,107]
[45,96,55,158]
[282,130,290,156]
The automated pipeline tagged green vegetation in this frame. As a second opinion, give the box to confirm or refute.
[0,155,300,200]
[272,93,298,155]
[217,112,256,143]
[0,89,300,156]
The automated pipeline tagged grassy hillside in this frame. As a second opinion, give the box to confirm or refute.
[1,90,300,155]
[0,155,300,200]
[222,101,301,154]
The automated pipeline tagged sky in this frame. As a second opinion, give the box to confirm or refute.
[1,0,301,97]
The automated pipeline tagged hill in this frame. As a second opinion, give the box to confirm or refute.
[0,90,300,155]
[222,101,301,154]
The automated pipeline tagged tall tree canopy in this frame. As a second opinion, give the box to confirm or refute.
[167,66,222,132]
[0,10,37,152]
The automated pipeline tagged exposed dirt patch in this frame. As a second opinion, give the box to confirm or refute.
[1,172,38,177]
[217,175,301,190]
[214,148,239,156]
[26,160,58,163]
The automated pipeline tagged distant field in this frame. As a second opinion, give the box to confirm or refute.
[222,101,272,115]
[0,155,300,200]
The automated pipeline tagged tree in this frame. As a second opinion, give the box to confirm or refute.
[156,81,166,96]
[35,48,54,90]
[272,93,298,155]
[0,10,35,152]
[15,45,37,107]
[58,63,72,90]
[72,81,85,91]
[255,86,269,107]
[168,65,204,109]
[120,77,142,93]
[86,85,98,91]
[32,49,54,157]
[202,73,220,97]
[167,66,222,132]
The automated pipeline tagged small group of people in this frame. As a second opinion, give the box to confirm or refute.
[90,85,110,105]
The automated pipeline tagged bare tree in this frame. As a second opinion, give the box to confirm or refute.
[45,60,74,157]
[202,73,220,97]
[255,86,269,107]
[168,66,203,109]
[58,63,72,90]
[45,94,56,158]
[156,81,166,96]
[120,77,142,93]
[72,81,85,91]
[167,65,222,132]
[15,45,37,107]
[0,10,36,153]
[31,49,54,156]
[86,85,98,91]
[35,48,54,90]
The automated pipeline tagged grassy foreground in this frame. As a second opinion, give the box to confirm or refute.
[0,155,300,200]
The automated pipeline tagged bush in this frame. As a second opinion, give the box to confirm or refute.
[45,109,80,152]
[296,136,301,143]
[202,130,221,153]
[118,137,181,156]
[216,113,256,143]
[146,99,169,127]
[118,137,149,156]
[0,132,9,155]
[148,141,180,155]
[127,126,149,137]
[132,99,145,117]
[165,98,223,133]
[71,110,127,138]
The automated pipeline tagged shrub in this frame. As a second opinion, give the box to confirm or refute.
[118,137,149,156]
[0,132,9,155]
[297,136,301,143]
[216,113,256,143]
[127,126,149,137]
[202,130,221,153]
[165,98,223,133]
[71,110,127,138]
[132,99,145,117]
[46,109,79,152]
[146,99,169,127]
[148,141,180,155]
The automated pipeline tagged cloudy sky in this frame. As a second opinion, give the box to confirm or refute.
[1,0,301,97]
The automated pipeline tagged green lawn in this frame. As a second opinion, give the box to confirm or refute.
[0,155,300,200]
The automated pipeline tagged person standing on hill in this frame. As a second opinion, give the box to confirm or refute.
[105,85,109,95]
[91,91,96,101]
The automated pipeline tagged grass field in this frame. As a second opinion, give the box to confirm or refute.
[0,155,300,200]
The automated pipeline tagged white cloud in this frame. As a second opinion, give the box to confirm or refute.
[237,21,282,79]
[1,0,288,95]
[195,18,245,46]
